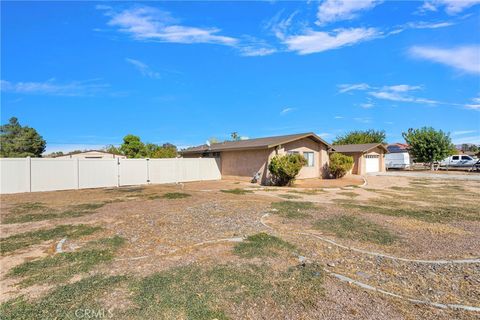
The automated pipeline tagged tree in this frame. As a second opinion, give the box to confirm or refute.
[402,127,453,170]
[145,143,177,158]
[119,134,146,158]
[46,151,64,158]
[329,153,354,178]
[208,137,220,144]
[103,144,121,155]
[0,117,46,157]
[230,132,240,141]
[333,129,386,145]
[268,154,306,186]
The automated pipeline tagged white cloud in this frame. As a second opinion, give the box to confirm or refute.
[338,83,370,93]
[334,116,344,119]
[360,102,374,108]
[284,27,379,55]
[0,79,109,96]
[420,0,480,15]
[125,58,160,78]
[103,6,237,46]
[409,45,480,74]
[465,97,480,110]
[385,84,423,92]
[317,0,382,25]
[318,132,332,138]
[452,135,480,145]
[407,21,455,29]
[280,107,295,115]
[353,117,372,123]
[237,36,277,56]
[338,82,441,105]
[452,130,477,136]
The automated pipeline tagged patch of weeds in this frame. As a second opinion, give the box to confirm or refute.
[271,201,315,219]
[3,202,107,224]
[234,233,296,258]
[161,192,192,199]
[220,188,253,195]
[105,186,144,193]
[287,189,321,195]
[278,194,302,199]
[336,198,480,223]
[0,274,127,320]
[337,191,359,198]
[9,202,46,214]
[313,215,396,245]
[128,262,323,319]
[8,235,125,287]
[129,264,268,320]
[274,263,324,307]
[0,224,102,255]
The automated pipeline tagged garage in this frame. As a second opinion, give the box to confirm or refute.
[365,154,380,173]
[331,143,388,175]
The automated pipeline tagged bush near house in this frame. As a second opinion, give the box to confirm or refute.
[268,154,306,186]
[329,153,354,178]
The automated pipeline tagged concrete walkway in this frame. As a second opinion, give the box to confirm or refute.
[369,171,480,181]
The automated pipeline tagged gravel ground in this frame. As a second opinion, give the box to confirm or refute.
[1,177,479,319]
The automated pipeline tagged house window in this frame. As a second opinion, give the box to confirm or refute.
[303,152,314,167]
[287,151,299,155]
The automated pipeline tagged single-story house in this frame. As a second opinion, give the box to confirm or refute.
[54,150,126,159]
[181,132,331,184]
[332,143,388,175]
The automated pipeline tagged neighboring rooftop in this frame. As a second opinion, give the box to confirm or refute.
[181,132,330,154]
[53,150,124,157]
[333,143,388,153]
[387,143,409,153]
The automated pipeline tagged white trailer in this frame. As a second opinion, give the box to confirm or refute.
[385,152,410,169]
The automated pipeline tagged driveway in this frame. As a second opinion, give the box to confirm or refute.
[369,171,480,181]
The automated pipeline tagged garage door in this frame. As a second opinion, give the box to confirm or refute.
[365,155,380,173]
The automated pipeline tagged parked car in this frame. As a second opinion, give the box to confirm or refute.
[439,155,478,167]
[385,152,410,169]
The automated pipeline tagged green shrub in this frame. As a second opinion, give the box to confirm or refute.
[329,153,353,178]
[268,154,306,186]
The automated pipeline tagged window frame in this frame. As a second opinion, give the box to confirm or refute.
[303,151,315,167]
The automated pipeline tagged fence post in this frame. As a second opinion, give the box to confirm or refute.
[146,158,150,184]
[26,157,32,192]
[116,158,120,188]
[71,158,80,190]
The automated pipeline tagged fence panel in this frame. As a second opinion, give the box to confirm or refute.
[31,159,77,192]
[148,159,178,184]
[199,158,222,180]
[118,159,148,186]
[79,159,118,189]
[0,158,29,194]
[0,157,222,194]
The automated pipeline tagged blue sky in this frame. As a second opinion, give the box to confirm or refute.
[1,0,479,153]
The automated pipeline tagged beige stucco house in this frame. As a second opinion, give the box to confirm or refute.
[54,150,126,159]
[181,133,331,184]
[333,143,387,175]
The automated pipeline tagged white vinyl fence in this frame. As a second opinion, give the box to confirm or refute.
[0,157,221,194]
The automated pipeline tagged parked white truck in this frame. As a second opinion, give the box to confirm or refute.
[439,155,478,168]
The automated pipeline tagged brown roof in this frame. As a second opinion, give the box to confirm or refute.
[181,132,331,154]
[332,143,388,153]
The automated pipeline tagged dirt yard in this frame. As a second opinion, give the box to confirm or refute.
[0,176,479,319]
